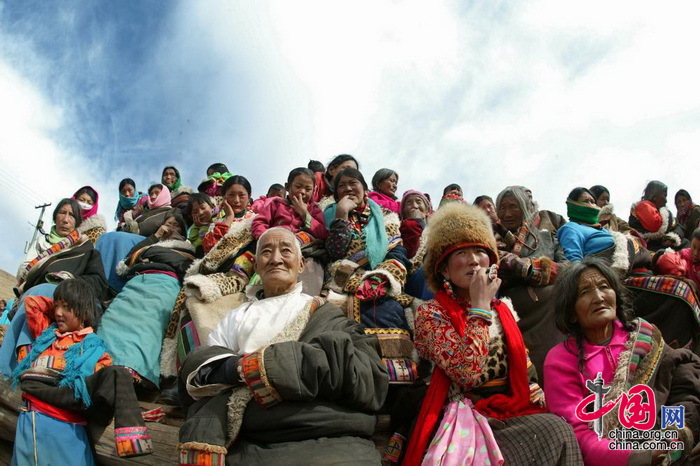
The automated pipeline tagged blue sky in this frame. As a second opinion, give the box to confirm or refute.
[2,1,700,275]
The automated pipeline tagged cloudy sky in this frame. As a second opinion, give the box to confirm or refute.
[1,1,700,275]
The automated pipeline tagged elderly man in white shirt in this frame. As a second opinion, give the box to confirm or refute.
[178,227,388,465]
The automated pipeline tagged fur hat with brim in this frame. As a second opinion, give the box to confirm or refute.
[424,202,499,292]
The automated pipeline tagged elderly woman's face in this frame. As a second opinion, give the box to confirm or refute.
[255,229,304,297]
[55,204,77,236]
[573,268,616,335]
[653,189,668,209]
[402,194,428,220]
[497,195,524,232]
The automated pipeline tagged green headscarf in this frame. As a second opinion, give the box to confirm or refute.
[566,199,601,225]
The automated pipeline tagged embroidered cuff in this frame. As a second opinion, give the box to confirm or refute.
[115,426,153,458]
[239,349,281,408]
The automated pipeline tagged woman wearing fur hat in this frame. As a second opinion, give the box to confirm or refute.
[403,202,582,465]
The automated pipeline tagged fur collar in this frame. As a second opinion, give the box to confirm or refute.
[155,238,195,252]
[77,215,107,233]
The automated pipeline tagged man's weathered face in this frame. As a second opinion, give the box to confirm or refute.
[255,229,303,293]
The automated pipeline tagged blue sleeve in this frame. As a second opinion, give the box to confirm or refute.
[557,223,584,262]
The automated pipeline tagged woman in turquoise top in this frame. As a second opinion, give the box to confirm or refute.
[557,187,614,262]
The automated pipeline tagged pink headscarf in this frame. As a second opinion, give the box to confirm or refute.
[71,185,99,219]
[148,184,171,209]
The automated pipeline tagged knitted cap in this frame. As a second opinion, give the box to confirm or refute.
[400,189,433,219]
[424,202,499,292]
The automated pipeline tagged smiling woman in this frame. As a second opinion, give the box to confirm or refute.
[368,168,400,214]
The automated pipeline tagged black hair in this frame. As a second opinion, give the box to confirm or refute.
[148,183,165,196]
[333,168,368,201]
[642,180,667,201]
[327,154,359,171]
[52,199,83,228]
[675,189,692,204]
[73,187,97,204]
[693,227,700,241]
[119,178,136,192]
[286,167,315,186]
[190,192,214,208]
[589,185,609,202]
[473,195,494,206]
[163,209,188,236]
[53,279,100,329]
[267,183,286,196]
[222,175,252,197]
[308,160,325,173]
[371,168,399,191]
[567,187,594,202]
[553,257,635,373]
[162,166,180,180]
[443,183,462,195]
[207,163,228,175]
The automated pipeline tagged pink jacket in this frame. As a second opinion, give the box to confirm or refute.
[367,191,400,214]
[679,248,700,288]
[543,320,631,466]
[251,197,328,240]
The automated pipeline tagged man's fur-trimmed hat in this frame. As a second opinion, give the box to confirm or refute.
[424,202,499,292]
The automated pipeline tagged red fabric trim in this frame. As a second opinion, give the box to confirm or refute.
[136,270,178,280]
[634,200,663,232]
[403,292,546,465]
[23,394,86,424]
[433,242,497,273]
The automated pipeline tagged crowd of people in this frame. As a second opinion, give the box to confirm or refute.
[1,155,700,464]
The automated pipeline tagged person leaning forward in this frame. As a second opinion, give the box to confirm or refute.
[177,227,389,465]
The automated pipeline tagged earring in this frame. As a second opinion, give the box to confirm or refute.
[443,278,454,297]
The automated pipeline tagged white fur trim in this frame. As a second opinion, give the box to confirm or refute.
[360,268,402,298]
[116,260,130,277]
[610,231,630,271]
[77,214,107,233]
[638,205,670,241]
[185,258,203,277]
[663,231,682,247]
[318,196,335,213]
[159,335,178,379]
[171,186,195,197]
[184,274,223,303]
[499,297,519,322]
[382,210,401,228]
[223,216,253,240]
[156,238,195,252]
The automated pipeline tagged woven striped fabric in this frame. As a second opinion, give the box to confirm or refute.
[24,230,81,273]
[628,319,655,381]
[625,275,700,326]
[114,426,153,457]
